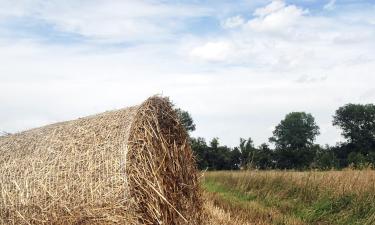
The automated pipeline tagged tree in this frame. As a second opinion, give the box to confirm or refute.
[270,112,320,169]
[347,152,366,168]
[330,143,357,168]
[175,108,196,132]
[190,137,241,171]
[229,147,242,170]
[333,104,375,150]
[207,138,226,170]
[270,112,320,150]
[210,138,219,149]
[190,137,209,170]
[253,143,274,169]
[238,137,256,168]
[313,145,339,170]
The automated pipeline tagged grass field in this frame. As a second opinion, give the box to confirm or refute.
[203,170,375,225]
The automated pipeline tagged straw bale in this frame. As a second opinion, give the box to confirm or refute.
[0,96,202,225]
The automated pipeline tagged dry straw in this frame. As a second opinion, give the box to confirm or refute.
[0,96,202,225]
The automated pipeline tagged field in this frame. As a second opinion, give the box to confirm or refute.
[203,170,375,225]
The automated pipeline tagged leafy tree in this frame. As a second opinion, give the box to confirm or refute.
[313,145,339,170]
[190,137,241,170]
[229,147,242,170]
[333,104,375,150]
[330,143,356,168]
[270,112,320,169]
[206,138,227,170]
[216,145,233,170]
[273,147,317,169]
[210,138,219,149]
[270,112,320,149]
[207,138,220,170]
[367,152,375,167]
[238,138,256,168]
[253,143,274,169]
[347,152,366,168]
[175,108,196,132]
[190,137,209,170]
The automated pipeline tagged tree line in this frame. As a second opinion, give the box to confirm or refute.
[176,103,375,170]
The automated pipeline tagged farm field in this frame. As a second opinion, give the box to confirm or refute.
[203,170,375,225]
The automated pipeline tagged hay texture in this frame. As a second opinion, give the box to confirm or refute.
[0,96,202,225]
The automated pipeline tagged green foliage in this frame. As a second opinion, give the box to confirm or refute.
[182,103,375,171]
[347,152,366,168]
[174,108,196,132]
[238,138,256,168]
[313,145,339,170]
[253,143,274,169]
[210,137,219,148]
[367,152,375,165]
[190,137,241,170]
[270,112,320,169]
[333,104,375,150]
[190,137,209,169]
[332,103,375,168]
[191,137,275,170]
[270,112,320,150]
[229,147,242,170]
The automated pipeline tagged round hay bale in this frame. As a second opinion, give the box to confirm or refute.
[0,96,202,225]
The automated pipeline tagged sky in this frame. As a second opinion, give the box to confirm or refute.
[0,0,374,147]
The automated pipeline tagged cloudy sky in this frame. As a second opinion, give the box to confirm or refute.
[1,0,374,147]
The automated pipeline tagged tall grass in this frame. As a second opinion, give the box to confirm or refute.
[203,169,375,225]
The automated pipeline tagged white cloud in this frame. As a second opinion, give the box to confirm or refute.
[0,0,375,147]
[222,15,245,29]
[254,0,286,17]
[0,0,34,19]
[0,0,211,42]
[189,0,375,71]
[247,1,308,32]
[184,1,375,145]
[190,41,233,62]
[324,0,336,10]
[221,1,308,32]
[1,35,374,146]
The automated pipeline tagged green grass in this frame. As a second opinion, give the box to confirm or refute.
[204,180,257,202]
[203,170,375,225]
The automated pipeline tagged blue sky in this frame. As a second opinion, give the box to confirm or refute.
[1,0,375,147]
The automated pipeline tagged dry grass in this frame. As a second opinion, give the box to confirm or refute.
[0,96,202,225]
[203,188,305,225]
[205,169,375,197]
[203,170,375,225]
[204,196,255,225]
